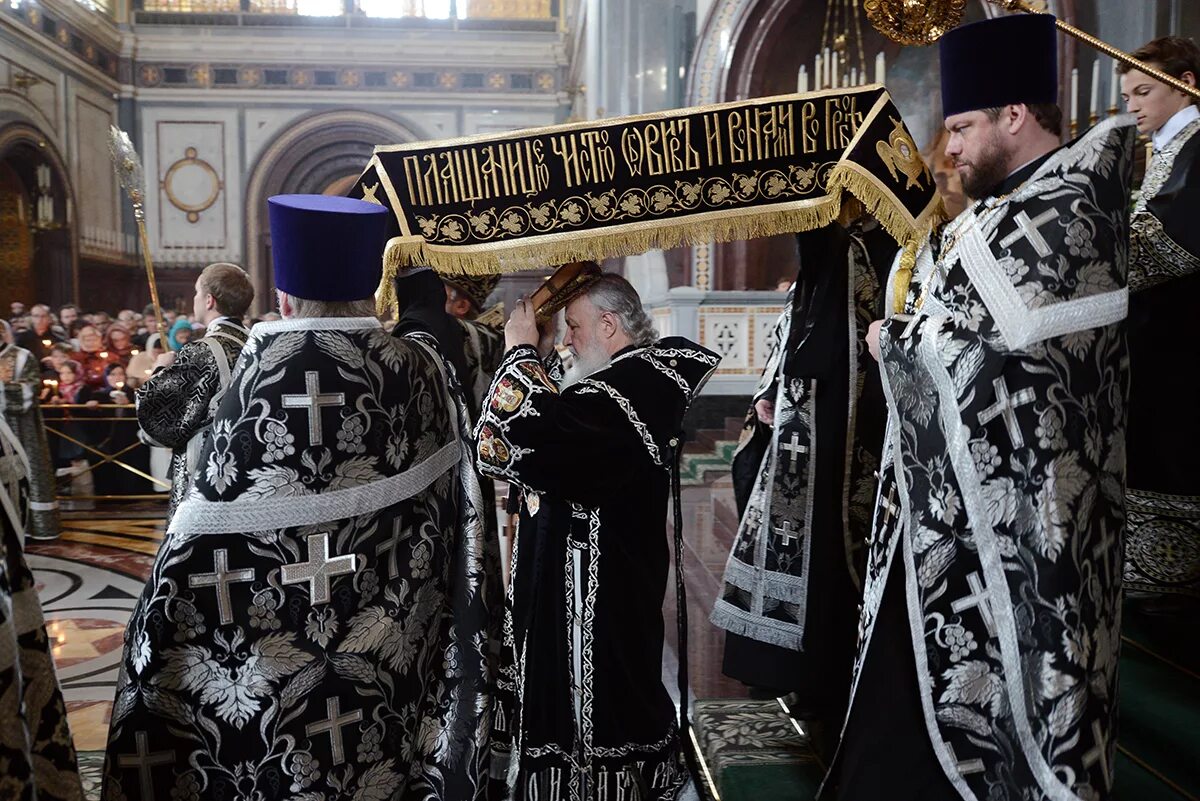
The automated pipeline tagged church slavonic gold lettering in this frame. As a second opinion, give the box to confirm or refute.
[800,102,819,154]
[726,103,796,164]
[703,113,724,167]
[619,119,701,177]
[824,96,864,151]
[551,131,616,188]
[403,140,548,206]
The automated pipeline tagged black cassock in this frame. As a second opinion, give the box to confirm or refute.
[1124,113,1200,599]
[716,220,894,726]
[475,339,719,801]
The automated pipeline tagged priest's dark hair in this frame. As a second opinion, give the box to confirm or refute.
[199,262,255,318]
[1118,36,1200,106]
[979,103,1064,138]
[584,273,657,347]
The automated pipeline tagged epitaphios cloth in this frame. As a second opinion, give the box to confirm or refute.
[830,116,1136,801]
[102,318,501,801]
[351,86,945,303]
[0,415,83,800]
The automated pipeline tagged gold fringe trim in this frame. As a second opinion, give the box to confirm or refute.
[374,171,947,315]
[376,201,842,314]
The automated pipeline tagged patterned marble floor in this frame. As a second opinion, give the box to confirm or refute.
[26,514,165,757]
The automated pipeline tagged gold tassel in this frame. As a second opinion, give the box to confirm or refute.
[892,239,918,315]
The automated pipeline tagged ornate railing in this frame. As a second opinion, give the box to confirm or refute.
[41,403,170,503]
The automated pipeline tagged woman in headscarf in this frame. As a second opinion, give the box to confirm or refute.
[103,322,136,366]
[126,332,163,390]
[167,318,193,351]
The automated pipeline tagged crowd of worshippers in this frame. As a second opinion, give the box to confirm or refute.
[1,16,1196,801]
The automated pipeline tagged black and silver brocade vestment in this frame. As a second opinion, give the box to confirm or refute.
[134,318,250,518]
[475,338,719,801]
[713,220,892,722]
[104,317,500,801]
[0,343,60,540]
[1123,114,1200,598]
[0,414,83,800]
[829,117,1135,801]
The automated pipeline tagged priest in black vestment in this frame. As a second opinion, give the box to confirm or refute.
[826,16,1133,801]
[713,217,895,746]
[475,273,719,801]
[1118,36,1200,603]
[103,195,499,801]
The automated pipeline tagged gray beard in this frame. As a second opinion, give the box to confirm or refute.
[560,348,611,388]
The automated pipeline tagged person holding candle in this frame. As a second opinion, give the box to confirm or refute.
[71,324,118,390]
[1118,36,1200,608]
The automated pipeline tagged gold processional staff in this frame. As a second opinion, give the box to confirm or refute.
[108,125,171,350]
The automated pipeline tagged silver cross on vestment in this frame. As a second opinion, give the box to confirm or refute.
[118,731,175,801]
[281,532,357,605]
[977,377,1035,449]
[779,431,808,474]
[881,483,902,527]
[282,371,345,447]
[774,520,798,547]
[306,696,362,766]
[950,572,997,636]
[944,742,985,776]
[189,548,255,625]
[999,209,1058,259]
[376,519,407,580]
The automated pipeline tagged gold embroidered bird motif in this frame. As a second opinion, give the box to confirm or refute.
[877,117,930,190]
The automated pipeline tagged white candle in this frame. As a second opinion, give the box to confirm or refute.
[832,51,840,89]
[1090,58,1100,119]
[823,48,831,89]
[797,65,808,94]
[1109,58,1120,110]
[851,67,859,87]
[814,54,822,90]
[1070,67,1079,126]
[875,51,886,85]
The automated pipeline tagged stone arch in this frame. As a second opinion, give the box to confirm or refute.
[0,120,78,306]
[243,109,427,314]
[683,0,1029,290]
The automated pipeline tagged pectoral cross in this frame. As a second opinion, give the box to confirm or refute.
[118,731,175,801]
[282,371,345,448]
[999,209,1058,259]
[775,520,797,547]
[779,431,808,474]
[305,696,362,766]
[950,572,997,636]
[1082,720,1112,788]
[188,548,255,625]
[281,532,357,605]
[977,377,1035,449]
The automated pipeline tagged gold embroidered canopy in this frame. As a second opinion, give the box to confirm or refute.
[352,85,946,308]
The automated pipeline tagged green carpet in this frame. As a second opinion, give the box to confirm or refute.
[694,601,1200,801]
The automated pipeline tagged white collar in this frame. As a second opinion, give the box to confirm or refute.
[1153,105,1200,152]
[250,316,381,340]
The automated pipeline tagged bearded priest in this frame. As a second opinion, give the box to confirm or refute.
[475,272,719,801]
[825,15,1135,801]
[102,195,499,801]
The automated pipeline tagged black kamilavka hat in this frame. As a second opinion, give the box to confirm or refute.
[940,14,1059,118]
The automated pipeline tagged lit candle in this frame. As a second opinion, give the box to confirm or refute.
[875,51,886,85]
[1090,58,1100,121]
[1109,58,1120,111]
[100,351,108,359]
[797,65,808,94]
[132,349,140,356]
[1070,67,1079,128]
[41,339,50,347]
